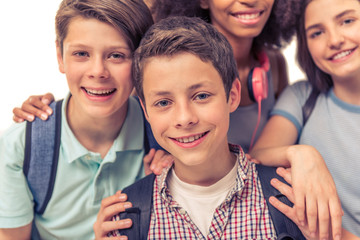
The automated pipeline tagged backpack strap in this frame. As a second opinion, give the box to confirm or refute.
[23,99,63,215]
[118,174,156,239]
[302,88,320,125]
[256,164,306,240]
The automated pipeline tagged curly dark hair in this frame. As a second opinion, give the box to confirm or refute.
[151,0,301,50]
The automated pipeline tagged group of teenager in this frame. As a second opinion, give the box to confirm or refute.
[0,0,359,239]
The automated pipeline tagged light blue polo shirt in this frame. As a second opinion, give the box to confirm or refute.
[0,94,146,239]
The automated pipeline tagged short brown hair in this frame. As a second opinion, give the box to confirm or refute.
[133,16,239,103]
[55,0,153,54]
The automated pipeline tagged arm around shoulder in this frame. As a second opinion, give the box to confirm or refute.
[0,223,32,240]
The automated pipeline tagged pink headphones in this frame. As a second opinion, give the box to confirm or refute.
[247,51,270,103]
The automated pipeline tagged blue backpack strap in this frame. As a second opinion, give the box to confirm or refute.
[118,173,155,239]
[302,88,320,125]
[256,164,306,240]
[23,99,63,215]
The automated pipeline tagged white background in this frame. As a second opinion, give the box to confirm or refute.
[0,0,305,135]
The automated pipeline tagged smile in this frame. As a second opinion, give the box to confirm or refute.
[174,132,208,143]
[330,47,356,61]
[232,11,262,20]
[82,87,116,96]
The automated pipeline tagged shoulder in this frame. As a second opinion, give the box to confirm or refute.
[122,174,156,198]
[0,122,27,160]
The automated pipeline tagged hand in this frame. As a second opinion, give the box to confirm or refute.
[272,167,342,240]
[286,145,343,240]
[12,93,54,122]
[143,149,174,175]
[93,191,132,240]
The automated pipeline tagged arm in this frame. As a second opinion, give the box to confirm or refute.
[13,93,55,122]
[93,191,132,240]
[0,223,32,240]
[250,115,343,240]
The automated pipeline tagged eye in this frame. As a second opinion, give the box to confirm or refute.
[309,30,323,39]
[110,52,126,59]
[155,99,171,108]
[342,18,355,25]
[74,51,89,57]
[194,93,210,101]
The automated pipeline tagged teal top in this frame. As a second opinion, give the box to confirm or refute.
[0,94,146,239]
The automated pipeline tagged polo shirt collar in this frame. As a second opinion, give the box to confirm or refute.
[60,94,145,163]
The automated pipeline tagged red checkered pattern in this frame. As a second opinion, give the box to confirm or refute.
[147,144,277,239]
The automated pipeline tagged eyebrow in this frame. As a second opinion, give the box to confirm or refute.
[148,82,209,97]
[305,9,356,33]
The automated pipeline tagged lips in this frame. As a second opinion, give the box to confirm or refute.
[82,87,116,96]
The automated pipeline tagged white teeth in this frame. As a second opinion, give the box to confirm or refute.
[235,13,260,20]
[84,88,116,96]
[176,133,205,143]
[333,50,352,60]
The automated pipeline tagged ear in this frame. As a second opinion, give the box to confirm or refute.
[228,78,241,113]
[139,98,150,121]
[199,0,209,9]
[56,41,65,74]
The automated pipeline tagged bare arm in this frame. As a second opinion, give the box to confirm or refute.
[0,223,32,240]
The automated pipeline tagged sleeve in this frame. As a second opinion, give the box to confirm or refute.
[270,80,312,135]
[0,123,34,228]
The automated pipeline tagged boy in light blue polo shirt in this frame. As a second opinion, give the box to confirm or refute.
[0,0,153,239]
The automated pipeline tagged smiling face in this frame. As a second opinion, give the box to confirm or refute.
[57,17,133,121]
[305,0,360,81]
[142,52,240,179]
[200,0,274,41]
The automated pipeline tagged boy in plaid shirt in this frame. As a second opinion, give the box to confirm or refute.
[98,16,317,239]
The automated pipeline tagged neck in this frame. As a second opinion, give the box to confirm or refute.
[333,76,360,105]
[172,143,237,187]
[66,97,128,158]
[216,30,260,106]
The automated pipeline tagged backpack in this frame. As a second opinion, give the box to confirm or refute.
[23,97,157,216]
[118,165,306,240]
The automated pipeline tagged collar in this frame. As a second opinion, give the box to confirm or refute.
[60,94,145,163]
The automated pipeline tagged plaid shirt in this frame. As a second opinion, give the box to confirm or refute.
[148,144,277,239]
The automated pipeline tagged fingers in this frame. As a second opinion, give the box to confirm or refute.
[14,95,54,122]
[271,178,295,203]
[329,197,343,240]
[42,93,55,105]
[276,167,292,185]
[150,150,173,175]
[94,191,132,239]
[13,108,33,122]
[269,196,298,224]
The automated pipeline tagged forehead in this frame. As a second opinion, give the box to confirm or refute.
[305,0,360,26]
[142,53,223,94]
[64,17,129,47]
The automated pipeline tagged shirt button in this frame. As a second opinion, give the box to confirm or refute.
[179,209,186,215]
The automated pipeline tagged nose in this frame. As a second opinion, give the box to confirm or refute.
[88,57,109,80]
[174,102,199,128]
[327,28,344,50]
